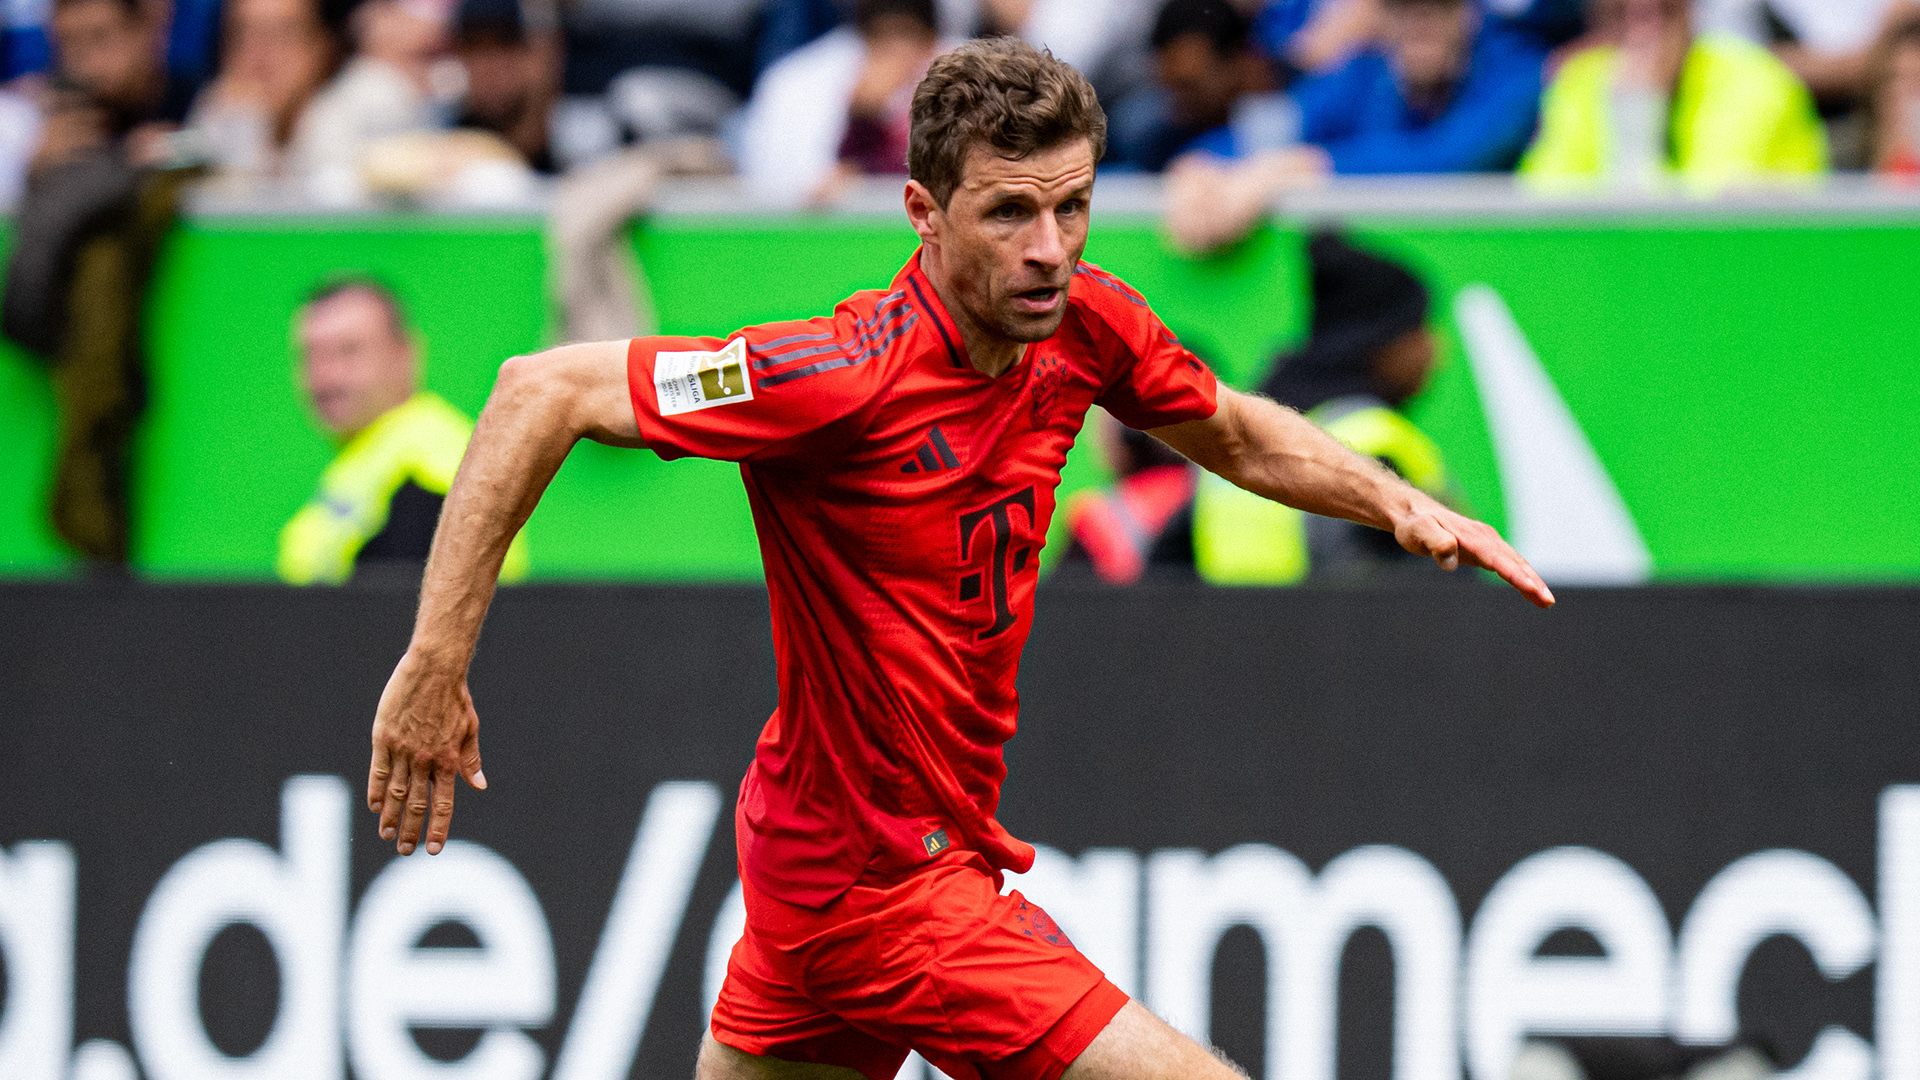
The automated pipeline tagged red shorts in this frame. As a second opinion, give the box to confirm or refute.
[711,851,1129,1080]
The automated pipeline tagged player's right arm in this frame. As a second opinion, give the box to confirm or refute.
[369,340,637,858]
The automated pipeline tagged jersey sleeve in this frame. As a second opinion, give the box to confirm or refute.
[1079,265,1220,430]
[626,318,890,463]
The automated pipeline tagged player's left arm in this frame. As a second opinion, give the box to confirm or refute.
[1151,386,1555,608]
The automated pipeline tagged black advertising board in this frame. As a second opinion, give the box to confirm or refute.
[1,584,1916,1080]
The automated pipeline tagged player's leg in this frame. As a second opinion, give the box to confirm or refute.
[1058,1001,1248,1080]
[696,1033,872,1080]
[702,898,911,1080]
[721,852,1238,1080]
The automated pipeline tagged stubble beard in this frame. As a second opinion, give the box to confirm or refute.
[996,305,1069,344]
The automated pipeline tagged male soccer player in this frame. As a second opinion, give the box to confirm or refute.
[367,37,1553,1080]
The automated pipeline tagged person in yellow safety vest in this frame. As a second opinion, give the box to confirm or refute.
[278,277,530,585]
[1519,0,1825,189]
[1193,232,1463,585]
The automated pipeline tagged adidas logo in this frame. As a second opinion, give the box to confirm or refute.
[900,426,961,473]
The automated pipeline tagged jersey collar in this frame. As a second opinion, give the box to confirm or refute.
[895,250,970,371]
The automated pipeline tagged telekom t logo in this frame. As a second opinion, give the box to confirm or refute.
[957,487,1036,641]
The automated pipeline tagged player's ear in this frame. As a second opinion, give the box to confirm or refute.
[903,180,943,244]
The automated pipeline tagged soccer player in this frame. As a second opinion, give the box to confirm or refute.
[367,37,1554,1080]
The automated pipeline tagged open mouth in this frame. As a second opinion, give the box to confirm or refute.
[1013,286,1062,313]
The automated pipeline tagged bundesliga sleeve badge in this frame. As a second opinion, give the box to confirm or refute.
[654,336,754,416]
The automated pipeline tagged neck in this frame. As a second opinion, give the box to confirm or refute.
[920,247,1025,378]
[954,310,1024,378]
[342,387,418,442]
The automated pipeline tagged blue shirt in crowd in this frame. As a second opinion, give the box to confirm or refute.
[1291,23,1546,173]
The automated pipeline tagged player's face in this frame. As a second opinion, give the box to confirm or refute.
[925,138,1096,346]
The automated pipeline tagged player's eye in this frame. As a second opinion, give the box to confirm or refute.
[992,202,1027,221]
[1056,199,1085,217]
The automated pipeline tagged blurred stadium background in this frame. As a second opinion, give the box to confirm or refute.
[4,0,1920,1076]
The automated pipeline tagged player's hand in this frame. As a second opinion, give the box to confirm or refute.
[1394,503,1556,609]
[368,649,487,855]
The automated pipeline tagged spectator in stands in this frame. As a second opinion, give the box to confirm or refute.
[737,0,947,206]
[1520,0,1827,186]
[0,0,223,87]
[183,0,343,182]
[288,0,460,191]
[38,0,195,135]
[979,0,1162,103]
[533,0,730,340]
[279,277,529,585]
[756,0,847,77]
[1161,0,1545,252]
[454,0,559,172]
[1288,0,1546,171]
[1697,0,1914,112]
[0,0,198,565]
[1867,11,1920,172]
[558,0,752,150]
[1107,0,1289,171]
[1253,0,1390,77]
[1192,233,1459,585]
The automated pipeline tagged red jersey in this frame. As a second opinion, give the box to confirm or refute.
[626,252,1217,907]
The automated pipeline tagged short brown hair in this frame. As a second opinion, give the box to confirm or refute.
[908,38,1107,207]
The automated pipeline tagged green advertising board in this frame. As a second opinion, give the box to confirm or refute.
[2,188,1917,582]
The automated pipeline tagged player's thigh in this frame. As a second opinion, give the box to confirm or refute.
[697,1033,873,1080]
[1060,1001,1246,1080]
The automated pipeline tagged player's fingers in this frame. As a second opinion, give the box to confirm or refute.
[1507,560,1556,608]
[1457,523,1556,608]
[1480,548,1552,607]
[1399,515,1460,571]
[378,755,411,843]
[397,758,432,855]
[459,687,487,790]
[425,761,457,855]
[368,738,393,814]
[461,736,486,791]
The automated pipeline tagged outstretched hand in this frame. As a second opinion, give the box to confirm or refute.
[368,651,487,855]
[1395,504,1556,609]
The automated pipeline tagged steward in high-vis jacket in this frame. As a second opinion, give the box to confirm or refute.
[278,279,529,585]
[1194,232,1460,585]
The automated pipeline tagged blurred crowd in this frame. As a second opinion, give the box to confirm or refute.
[0,0,1911,210]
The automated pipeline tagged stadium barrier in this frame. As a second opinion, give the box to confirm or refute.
[1,177,1918,581]
[2,582,1916,1080]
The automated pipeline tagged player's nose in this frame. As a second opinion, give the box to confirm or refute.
[1024,212,1067,271]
